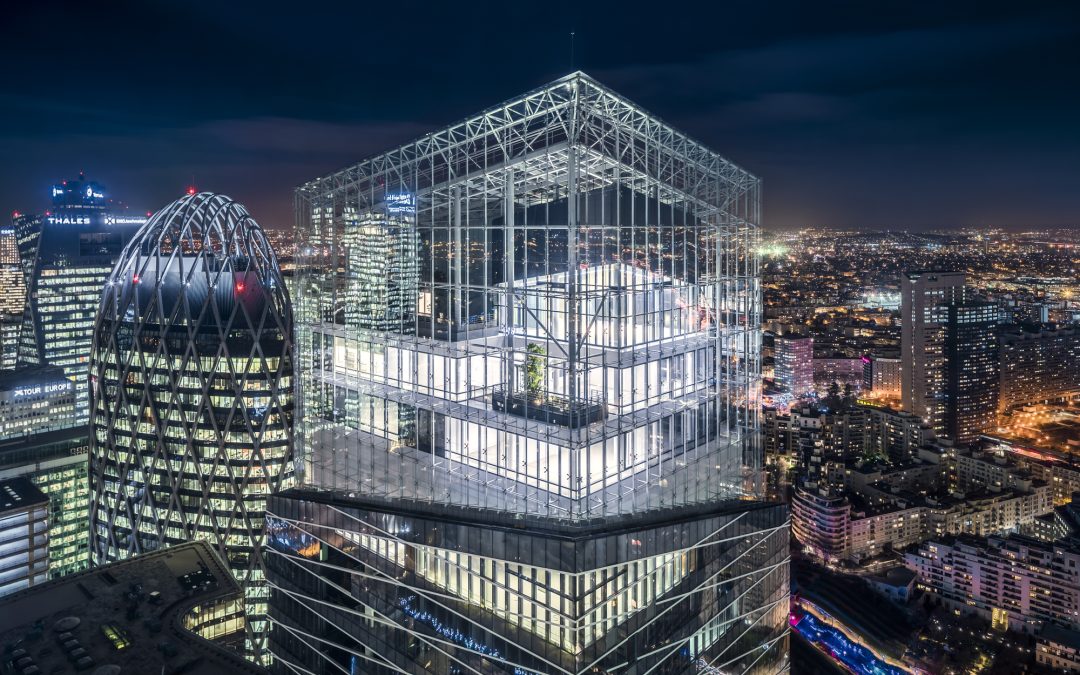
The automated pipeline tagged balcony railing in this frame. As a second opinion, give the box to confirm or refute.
[491,388,606,429]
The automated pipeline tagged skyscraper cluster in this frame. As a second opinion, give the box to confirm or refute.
[17,175,146,420]
[0,73,790,675]
[0,176,148,590]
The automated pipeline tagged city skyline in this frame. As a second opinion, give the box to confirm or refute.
[1,6,1079,675]
[3,2,1080,230]
[0,129,1073,675]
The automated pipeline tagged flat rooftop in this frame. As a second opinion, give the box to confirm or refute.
[0,476,47,512]
[0,541,265,675]
[1040,623,1080,651]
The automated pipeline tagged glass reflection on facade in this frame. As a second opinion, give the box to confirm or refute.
[89,193,295,661]
[267,72,789,674]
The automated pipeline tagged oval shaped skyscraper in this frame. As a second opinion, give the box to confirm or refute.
[88,192,295,662]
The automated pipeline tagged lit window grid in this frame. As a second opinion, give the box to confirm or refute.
[33,460,90,578]
[265,495,790,675]
[345,529,692,651]
[19,265,115,421]
[0,385,76,439]
[0,501,49,597]
[907,536,1080,633]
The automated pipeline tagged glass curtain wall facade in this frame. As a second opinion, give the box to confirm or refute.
[267,72,788,675]
[17,177,146,421]
[89,193,296,661]
[0,428,90,579]
[0,226,25,370]
[945,302,1000,445]
[0,366,87,579]
[0,477,49,598]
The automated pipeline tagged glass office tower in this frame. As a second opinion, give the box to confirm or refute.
[0,226,25,369]
[89,193,296,660]
[944,301,1000,445]
[18,176,147,420]
[267,72,789,675]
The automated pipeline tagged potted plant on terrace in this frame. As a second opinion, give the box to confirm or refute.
[491,342,605,429]
[524,342,546,404]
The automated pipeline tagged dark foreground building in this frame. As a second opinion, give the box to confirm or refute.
[265,72,789,674]
[0,540,267,675]
[0,477,48,597]
[89,193,296,660]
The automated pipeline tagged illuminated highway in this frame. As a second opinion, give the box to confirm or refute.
[791,611,909,675]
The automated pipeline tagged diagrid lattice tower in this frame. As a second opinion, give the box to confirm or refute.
[89,192,296,660]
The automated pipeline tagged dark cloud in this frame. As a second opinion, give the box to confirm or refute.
[1,0,1078,229]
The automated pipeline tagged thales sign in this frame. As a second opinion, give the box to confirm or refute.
[46,215,92,225]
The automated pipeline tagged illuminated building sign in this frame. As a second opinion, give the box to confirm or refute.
[991,607,1009,632]
[104,216,148,225]
[47,215,92,225]
[51,184,105,201]
[11,381,70,398]
[43,214,145,226]
[385,192,415,215]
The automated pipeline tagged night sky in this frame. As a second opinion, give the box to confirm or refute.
[3,0,1079,230]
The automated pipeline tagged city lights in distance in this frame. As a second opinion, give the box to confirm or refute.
[758,243,789,258]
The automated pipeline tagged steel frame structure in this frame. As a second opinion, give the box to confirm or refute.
[293,71,762,517]
[273,72,785,674]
